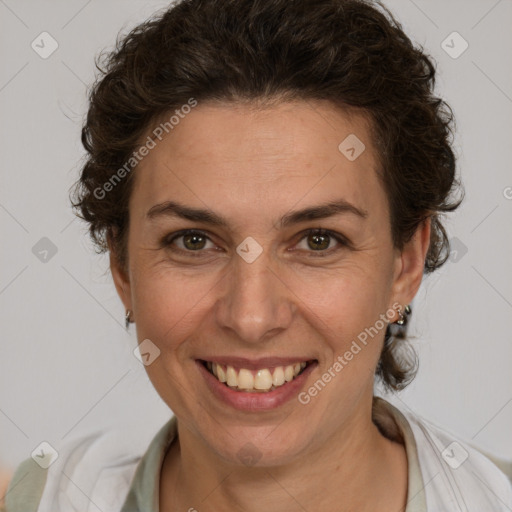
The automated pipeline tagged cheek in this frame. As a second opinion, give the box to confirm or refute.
[131,265,217,349]
[129,268,212,411]
[299,264,390,362]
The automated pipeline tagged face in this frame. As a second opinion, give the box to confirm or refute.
[111,100,428,466]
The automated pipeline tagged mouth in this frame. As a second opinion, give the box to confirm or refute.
[199,359,315,393]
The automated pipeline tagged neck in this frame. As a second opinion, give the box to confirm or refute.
[160,397,408,512]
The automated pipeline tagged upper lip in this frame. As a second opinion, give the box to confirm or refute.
[198,356,316,370]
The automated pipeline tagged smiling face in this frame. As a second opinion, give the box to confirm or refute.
[110,100,429,466]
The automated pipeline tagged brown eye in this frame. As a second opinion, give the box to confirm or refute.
[307,231,331,251]
[163,230,215,256]
[181,231,208,250]
[295,229,348,257]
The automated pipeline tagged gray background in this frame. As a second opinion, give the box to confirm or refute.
[1,0,511,471]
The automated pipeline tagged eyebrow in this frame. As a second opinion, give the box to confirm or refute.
[146,199,368,228]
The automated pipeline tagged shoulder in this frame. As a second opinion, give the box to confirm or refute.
[399,405,512,511]
[5,428,142,512]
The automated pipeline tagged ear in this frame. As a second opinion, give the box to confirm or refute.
[390,217,431,312]
[107,233,132,313]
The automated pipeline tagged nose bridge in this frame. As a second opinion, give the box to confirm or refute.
[216,243,294,343]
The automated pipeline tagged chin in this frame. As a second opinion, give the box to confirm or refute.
[202,423,313,468]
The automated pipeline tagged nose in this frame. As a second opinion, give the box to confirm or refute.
[214,245,296,344]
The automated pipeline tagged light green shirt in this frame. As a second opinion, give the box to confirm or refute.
[5,396,429,511]
[118,397,428,511]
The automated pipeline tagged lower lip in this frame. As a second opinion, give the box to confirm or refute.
[196,360,317,411]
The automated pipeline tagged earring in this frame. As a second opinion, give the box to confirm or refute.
[395,304,412,326]
[125,309,132,330]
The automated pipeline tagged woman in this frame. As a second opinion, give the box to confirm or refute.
[4,0,512,510]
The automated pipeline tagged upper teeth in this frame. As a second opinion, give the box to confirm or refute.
[206,361,307,392]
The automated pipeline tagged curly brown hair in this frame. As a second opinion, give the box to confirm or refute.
[70,0,464,392]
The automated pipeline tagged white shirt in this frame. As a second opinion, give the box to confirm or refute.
[5,397,512,511]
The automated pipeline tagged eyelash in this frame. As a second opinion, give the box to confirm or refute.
[161,228,349,258]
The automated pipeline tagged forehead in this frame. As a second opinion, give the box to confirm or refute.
[129,100,385,226]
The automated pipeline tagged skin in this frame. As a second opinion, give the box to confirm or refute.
[110,100,430,511]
